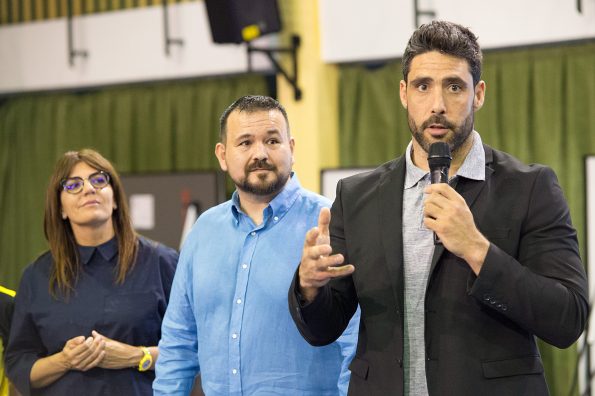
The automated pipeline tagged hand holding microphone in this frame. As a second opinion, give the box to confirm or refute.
[423,142,489,273]
[427,142,452,244]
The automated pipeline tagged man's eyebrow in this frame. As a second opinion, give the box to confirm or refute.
[443,76,468,87]
[410,77,433,86]
[234,133,253,141]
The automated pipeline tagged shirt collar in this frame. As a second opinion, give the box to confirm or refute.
[455,131,485,181]
[404,142,430,189]
[78,237,118,265]
[231,172,301,225]
[404,131,485,189]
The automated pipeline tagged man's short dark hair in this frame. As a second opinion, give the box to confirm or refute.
[219,95,290,143]
[402,20,483,86]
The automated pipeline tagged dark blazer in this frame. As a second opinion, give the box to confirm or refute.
[289,145,588,396]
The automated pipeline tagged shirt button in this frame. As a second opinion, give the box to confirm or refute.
[250,231,256,236]
[236,299,242,304]
[242,264,248,269]
[232,369,238,374]
[232,333,238,339]
[273,216,279,222]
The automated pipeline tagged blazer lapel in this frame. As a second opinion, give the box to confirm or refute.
[379,157,406,310]
[457,145,494,213]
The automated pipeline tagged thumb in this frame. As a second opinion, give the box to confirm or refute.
[67,335,85,347]
[92,330,111,342]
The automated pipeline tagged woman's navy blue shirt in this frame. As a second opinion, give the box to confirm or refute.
[5,236,178,396]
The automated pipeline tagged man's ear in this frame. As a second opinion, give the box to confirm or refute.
[214,143,228,172]
[399,80,408,109]
[473,80,486,111]
[289,137,295,165]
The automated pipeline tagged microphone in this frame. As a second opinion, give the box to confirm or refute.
[427,142,452,244]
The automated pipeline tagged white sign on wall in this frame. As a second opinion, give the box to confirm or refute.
[320,167,375,202]
[0,2,274,94]
[318,0,595,63]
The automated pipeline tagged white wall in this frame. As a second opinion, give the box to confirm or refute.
[0,2,274,94]
[1,0,594,94]
[319,0,595,63]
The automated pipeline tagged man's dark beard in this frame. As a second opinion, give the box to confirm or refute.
[235,159,290,196]
[408,112,474,156]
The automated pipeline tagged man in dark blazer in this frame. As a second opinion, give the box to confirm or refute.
[288,20,588,396]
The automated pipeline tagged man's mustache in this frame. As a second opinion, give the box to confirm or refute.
[420,115,455,131]
[246,160,276,172]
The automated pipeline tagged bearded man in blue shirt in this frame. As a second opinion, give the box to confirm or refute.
[154,95,359,396]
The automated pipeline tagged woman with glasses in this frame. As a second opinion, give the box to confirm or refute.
[5,149,178,396]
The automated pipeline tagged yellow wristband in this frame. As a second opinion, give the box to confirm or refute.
[0,285,15,297]
[138,346,153,372]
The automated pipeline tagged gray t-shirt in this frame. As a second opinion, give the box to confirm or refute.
[402,132,485,395]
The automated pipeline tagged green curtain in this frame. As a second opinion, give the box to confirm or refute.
[338,41,595,396]
[339,62,410,166]
[0,74,269,291]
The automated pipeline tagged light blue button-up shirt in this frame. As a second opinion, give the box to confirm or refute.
[154,174,359,396]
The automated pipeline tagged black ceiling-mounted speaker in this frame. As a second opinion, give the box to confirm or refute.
[204,0,282,44]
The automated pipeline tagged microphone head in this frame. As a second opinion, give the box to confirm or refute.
[428,142,452,169]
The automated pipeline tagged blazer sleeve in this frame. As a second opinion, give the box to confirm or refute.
[469,166,588,348]
[288,179,359,346]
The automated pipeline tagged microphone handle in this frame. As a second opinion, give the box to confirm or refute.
[430,165,449,244]
[433,229,442,245]
[430,166,449,184]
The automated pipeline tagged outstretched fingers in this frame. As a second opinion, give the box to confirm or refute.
[304,226,322,248]
[317,207,331,240]
[326,263,355,276]
[298,207,355,302]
